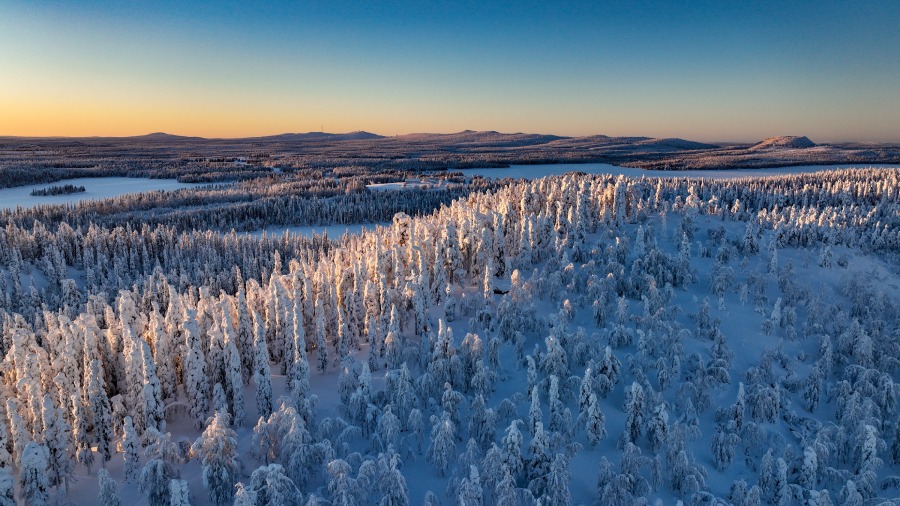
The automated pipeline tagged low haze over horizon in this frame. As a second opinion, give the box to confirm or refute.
[2,1,899,143]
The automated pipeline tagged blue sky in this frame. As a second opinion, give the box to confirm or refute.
[1,1,898,141]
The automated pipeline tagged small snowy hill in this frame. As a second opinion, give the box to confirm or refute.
[749,136,816,150]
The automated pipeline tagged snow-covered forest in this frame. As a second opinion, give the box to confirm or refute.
[0,168,898,505]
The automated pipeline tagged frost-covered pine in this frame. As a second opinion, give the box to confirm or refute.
[838,480,863,506]
[542,453,571,506]
[233,482,257,506]
[578,367,593,414]
[804,365,822,412]
[423,491,440,506]
[72,393,95,474]
[596,346,620,398]
[222,319,245,426]
[409,408,424,454]
[41,393,73,490]
[122,416,141,483]
[380,453,409,506]
[711,427,739,471]
[468,395,496,450]
[542,335,568,379]
[548,375,565,433]
[19,442,50,506]
[585,393,607,447]
[182,319,210,429]
[139,456,178,506]
[169,479,190,506]
[377,406,401,452]
[98,468,121,506]
[854,424,883,478]
[457,465,484,506]
[427,412,456,477]
[773,457,788,506]
[645,402,668,453]
[0,467,12,506]
[253,309,274,420]
[315,297,329,373]
[87,358,114,464]
[327,459,356,506]
[289,297,311,397]
[501,419,525,478]
[799,445,818,491]
[495,466,518,506]
[192,411,239,505]
[623,382,644,444]
[234,289,256,384]
[147,309,177,401]
[527,421,552,496]
[758,449,775,499]
[528,386,542,436]
[0,416,10,470]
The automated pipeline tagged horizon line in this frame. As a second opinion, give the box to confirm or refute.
[1,130,889,146]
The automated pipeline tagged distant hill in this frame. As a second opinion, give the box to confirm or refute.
[394,130,565,147]
[127,132,205,141]
[749,136,816,150]
[250,131,384,142]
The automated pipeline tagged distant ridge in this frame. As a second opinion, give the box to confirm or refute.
[127,132,204,141]
[250,131,384,142]
[750,136,816,150]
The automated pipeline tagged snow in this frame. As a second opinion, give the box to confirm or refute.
[367,179,446,191]
[0,177,201,210]
[459,162,900,180]
[238,223,386,239]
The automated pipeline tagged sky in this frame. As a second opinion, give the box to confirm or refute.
[1,1,899,142]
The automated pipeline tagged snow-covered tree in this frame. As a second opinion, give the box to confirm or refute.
[585,393,607,447]
[19,442,50,506]
[0,468,13,506]
[543,453,571,506]
[253,309,274,420]
[98,468,121,506]
[122,416,141,483]
[457,465,483,506]
[192,410,239,505]
[379,452,409,506]
[169,479,190,506]
[139,457,176,506]
[427,413,456,477]
[623,382,644,444]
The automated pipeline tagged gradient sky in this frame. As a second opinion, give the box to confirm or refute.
[1,1,899,142]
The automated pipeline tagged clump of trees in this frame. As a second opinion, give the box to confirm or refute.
[30,184,86,197]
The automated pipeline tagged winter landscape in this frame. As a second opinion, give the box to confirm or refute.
[2,2,899,505]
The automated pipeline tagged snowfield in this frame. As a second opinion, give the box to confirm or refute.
[0,168,898,505]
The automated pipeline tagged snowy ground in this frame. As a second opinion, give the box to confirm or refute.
[367,179,447,191]
[0,177,201,210]
[238,223,387,239]
[458,163,900,180]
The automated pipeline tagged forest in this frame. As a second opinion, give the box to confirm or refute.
[0,165,897,505]
[3,131,899,189]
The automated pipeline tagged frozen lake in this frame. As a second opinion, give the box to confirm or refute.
[0,177,201,211]
[458,163,900,180]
